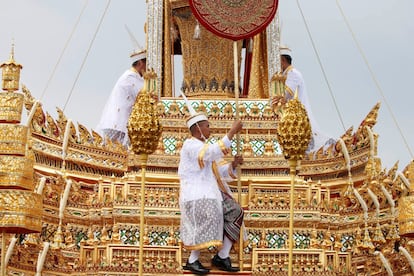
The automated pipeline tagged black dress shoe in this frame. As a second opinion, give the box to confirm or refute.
[212,254,240,272]
[183,260,210,275]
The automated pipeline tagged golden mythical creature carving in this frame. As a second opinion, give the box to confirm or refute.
[21,84,35,110]
[56,107,67,139]
[46,111,60,138]
[91,129,103,146]
[77,123,92,144]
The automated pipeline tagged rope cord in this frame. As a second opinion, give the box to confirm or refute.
[62,0,111,111]
[335,0,413,159]
[295,0,347,132]
[40,0,89,101]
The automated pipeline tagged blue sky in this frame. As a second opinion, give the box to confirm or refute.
[0,0,413,170]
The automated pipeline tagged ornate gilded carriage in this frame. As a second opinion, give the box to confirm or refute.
[1,1,414,275]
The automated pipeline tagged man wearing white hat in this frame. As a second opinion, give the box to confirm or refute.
[272,46,334,151]
[96,47,146,146]
[178,100,244,274]
[273,45,303,105]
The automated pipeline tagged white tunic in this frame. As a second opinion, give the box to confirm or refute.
[96,68,144,144]
[178,136,234,249]
[283,66,334,151]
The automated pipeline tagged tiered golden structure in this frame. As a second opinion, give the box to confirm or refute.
[0,46,42,275]
[1,1,414,275]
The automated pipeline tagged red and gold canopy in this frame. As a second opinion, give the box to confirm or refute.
[190,0,278,40]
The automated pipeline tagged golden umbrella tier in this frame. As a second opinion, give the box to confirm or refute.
[0,124,28,155]
[0,189,43,233]
[0,155,34,190]
[1,45,23,92]
[0,92,24,123]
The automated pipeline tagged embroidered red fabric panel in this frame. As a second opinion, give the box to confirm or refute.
[190,0,278,40]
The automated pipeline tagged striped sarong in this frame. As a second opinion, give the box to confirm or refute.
[222,192,244,242]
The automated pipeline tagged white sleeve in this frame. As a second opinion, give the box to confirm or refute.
[285,70,301,100]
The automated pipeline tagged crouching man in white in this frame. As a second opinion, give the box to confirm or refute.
[178,113,244,275]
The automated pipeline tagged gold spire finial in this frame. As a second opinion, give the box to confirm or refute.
[10,39,15,62]
[1,42,23,91]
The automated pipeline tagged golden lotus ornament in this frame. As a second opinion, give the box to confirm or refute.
[128,70,163,156]
[276,92,312,161]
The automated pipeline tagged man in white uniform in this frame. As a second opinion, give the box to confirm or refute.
[178,111,244,274]
[96,47,146,146]
[272,46,334,152]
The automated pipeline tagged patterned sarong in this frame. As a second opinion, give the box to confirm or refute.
[222,192,244,242]
[182,198,223,249]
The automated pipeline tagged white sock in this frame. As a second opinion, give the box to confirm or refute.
[188,250,200,263]
[218,236,233,259]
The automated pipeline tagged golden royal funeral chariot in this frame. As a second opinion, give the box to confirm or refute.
[1,0,414,275]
